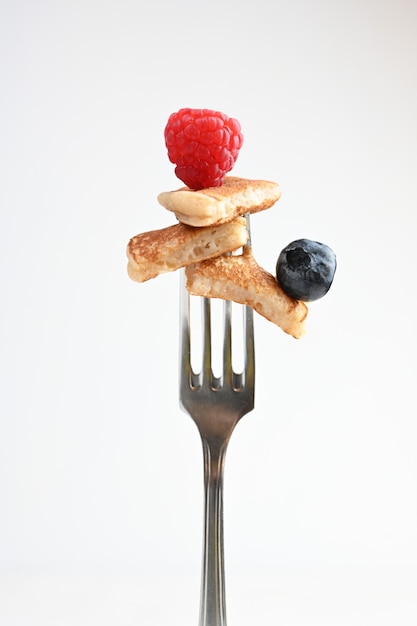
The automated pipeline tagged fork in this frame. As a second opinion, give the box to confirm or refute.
[179,218,255,626]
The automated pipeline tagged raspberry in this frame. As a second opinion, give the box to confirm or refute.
[164,108,244,190]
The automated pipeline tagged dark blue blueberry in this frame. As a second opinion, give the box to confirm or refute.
[276,239,337,301]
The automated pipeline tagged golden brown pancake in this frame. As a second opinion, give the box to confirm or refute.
[185,248,308,339]
[157,176,281,227]
[127,217,248,283]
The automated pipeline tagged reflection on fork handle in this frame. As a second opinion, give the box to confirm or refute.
[199,436,229,626]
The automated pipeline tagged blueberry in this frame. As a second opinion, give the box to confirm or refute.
[276,239,337,301]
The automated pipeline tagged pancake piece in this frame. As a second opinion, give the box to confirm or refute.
[157,176,281,227]
[127,217,248,283]
[185,248,308,339]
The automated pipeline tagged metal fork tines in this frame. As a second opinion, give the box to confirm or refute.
[180,281,255,429]
[179,239,255,626]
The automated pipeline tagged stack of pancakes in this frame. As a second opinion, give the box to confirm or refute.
[126,176,308,338]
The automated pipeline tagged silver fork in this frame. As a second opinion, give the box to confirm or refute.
[179,219,255,626]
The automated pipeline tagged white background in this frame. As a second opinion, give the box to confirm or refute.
[1,0,417,624]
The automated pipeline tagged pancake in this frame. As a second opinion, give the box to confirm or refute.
[127,217,248,283]
[185,248,308,339]
[157,176,281,227]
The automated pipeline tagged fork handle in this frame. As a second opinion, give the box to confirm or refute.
[199,437,229,626]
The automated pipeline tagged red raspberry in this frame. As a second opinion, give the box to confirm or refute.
[164,108,244,190]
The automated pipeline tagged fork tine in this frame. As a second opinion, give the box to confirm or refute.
[179,271,215,393]
[179,269,192,392]
[201,297,213,388]
[222,300,233,388]
[244,210,252,247]
[242,214,255,389]
[244,304,255,388]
